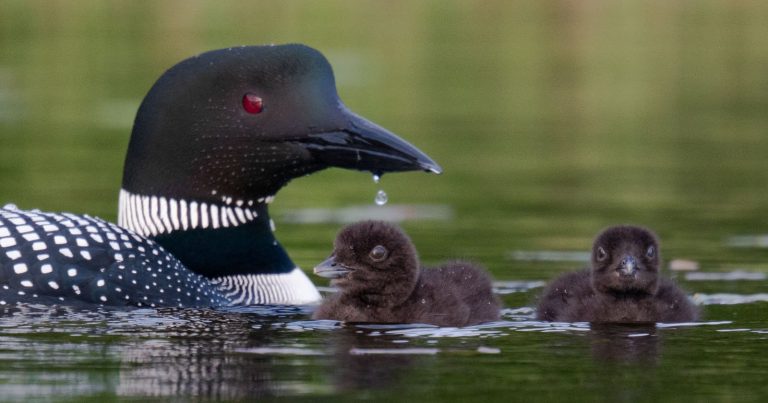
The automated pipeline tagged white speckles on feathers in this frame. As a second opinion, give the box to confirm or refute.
[0,207,233,308]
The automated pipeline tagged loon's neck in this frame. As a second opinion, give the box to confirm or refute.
[118,189,321,304]
[118,189,293,276]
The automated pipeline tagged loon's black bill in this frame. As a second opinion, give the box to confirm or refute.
[313,256,350,279]
[299,110,442,175]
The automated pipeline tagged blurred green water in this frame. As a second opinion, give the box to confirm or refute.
[1,0,768,401]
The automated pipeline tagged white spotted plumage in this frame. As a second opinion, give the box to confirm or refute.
[0,205,227,307]
[0,189,320,307]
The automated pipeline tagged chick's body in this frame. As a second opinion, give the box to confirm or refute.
[313,221,500,326]
[537,226,699,323]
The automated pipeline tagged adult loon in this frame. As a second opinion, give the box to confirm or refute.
[536,225,699,322]
[0,44,441,308]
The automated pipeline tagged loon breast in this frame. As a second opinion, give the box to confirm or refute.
[0,205,227,308]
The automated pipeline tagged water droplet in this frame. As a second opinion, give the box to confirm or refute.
[375,190,388,206]
[372,173,387,205]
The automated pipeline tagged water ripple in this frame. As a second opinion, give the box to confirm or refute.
[693,293,768,305]
[233,347,325,356]
[494,281,545,294]
[349,347,440,355]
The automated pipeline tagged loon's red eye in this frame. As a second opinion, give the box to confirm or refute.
[242,93,263,114]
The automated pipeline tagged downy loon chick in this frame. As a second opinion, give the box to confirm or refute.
[0,44,441,307]
[536,225,699,323]
[312,221,500,326]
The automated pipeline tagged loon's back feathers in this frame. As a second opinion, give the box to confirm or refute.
[0,206,226,307]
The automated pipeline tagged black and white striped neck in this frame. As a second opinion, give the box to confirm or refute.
[118,189,274,237]
[117,189,321,305]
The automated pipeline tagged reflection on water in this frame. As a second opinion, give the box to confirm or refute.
[117,338,298,399]
[588,323,660,365]
[0,301,765,400]
[325,328,425,392]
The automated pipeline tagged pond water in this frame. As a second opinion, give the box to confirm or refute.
[1,1,768,401]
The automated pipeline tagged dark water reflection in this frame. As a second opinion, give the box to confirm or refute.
[588,323,660,366]
[323,327,424,392]
[2,302,766,401]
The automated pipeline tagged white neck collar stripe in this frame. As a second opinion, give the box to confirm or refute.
[118,189,260,237]
[211,268,321,305]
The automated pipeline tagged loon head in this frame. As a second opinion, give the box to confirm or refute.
[122,44,440,201]
[118,44,440,304]
[590,225,661,296]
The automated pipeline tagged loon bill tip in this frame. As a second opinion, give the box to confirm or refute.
[423,161,443,175]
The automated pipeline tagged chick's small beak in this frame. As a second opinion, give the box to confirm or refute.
[313,255,351,279]
[619,255,638,277]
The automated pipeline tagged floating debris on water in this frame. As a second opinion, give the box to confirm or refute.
[669,259,700,271]
[685,271,767,281]
[280,204,454,224]
[507,250,591,262]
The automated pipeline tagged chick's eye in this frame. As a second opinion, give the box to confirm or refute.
[369,245,388,262]
[242,93,264,114]
[596,246,608,261]
[646,246,656,258]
